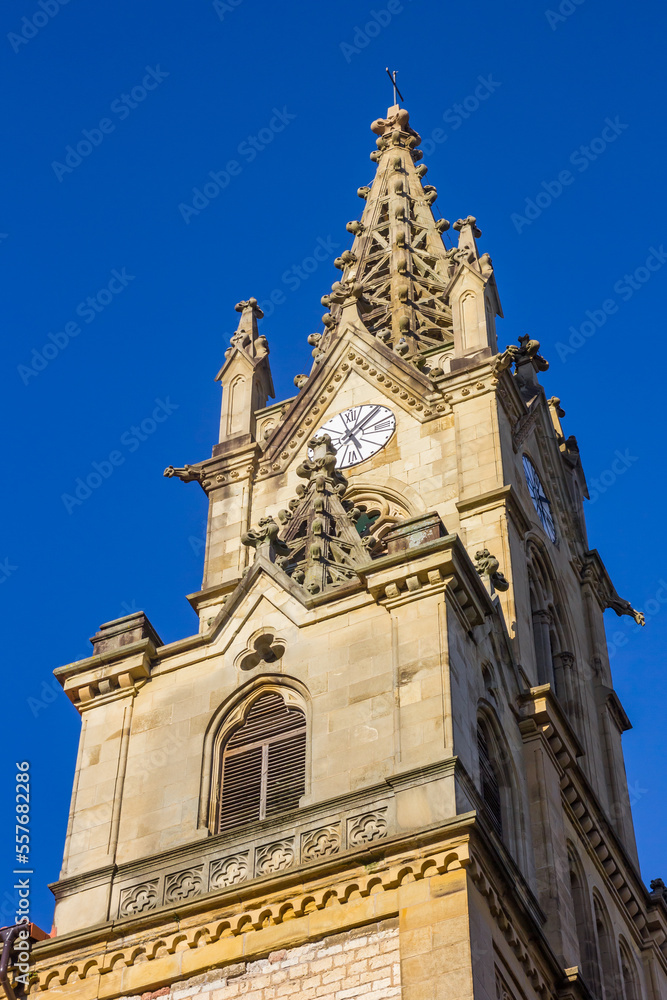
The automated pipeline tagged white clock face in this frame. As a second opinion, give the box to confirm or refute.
[313,405,396,469]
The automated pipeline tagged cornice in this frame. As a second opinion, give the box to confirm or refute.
[32,818,567,1000]
[518,686,660,951]
[357,531,495,627]
[54,639,156,707]
[457,483,532,538]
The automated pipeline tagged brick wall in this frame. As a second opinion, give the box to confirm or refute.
[130,921,401,1000]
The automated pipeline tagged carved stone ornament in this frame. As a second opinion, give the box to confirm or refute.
[238,632,285,671]
[301,824,341,861]
[119,880,159,917]
[241,516,291,564]
[606,594,645,627]
[165,866,204,904]
[474,548,510,592]
[492,334,549,376]
[163,464,204,485]
[347,808,388,846]
[453,215,482,238]
[243,434,380,598]
[255,839,295,875]
[209,853,249,889]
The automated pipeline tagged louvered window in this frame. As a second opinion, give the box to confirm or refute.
[217,692,306,833]
[477,722,503,838]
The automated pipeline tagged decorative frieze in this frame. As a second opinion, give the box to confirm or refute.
[255,839,295,875]
[348,808,388,846]
[109,795,395,919]
[119,880,159,917]
[164,866,204,904]
[209,853,249,889]
[301,824,341,861]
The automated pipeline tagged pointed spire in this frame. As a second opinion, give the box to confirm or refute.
[242,435,376,597]
[310,106,503,370]
[215,297,274,443]
[217,297,269,370]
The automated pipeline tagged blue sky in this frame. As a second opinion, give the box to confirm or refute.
[1,0,665,930]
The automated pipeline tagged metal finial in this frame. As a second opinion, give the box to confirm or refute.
[385,68,405,105]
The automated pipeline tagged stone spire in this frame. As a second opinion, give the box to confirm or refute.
[215,297,274,443]
[311,105,502,369]
[242,435,376,597]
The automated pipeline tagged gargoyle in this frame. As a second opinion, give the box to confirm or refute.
[475,549,510,592]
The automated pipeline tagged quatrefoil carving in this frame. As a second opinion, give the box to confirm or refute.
[238,633,286,671]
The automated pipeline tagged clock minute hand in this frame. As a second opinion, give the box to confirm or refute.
[350,406,381,437]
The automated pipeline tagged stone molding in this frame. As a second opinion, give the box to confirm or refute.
[53,771,431,921]
[54,638,156,708]
[359,531,495,630]
[34,822,478,996]
[518,685,664,956]
[456,484,532,539]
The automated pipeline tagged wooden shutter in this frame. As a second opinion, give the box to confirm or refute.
[477,723,503,838]
[217,692,306,833]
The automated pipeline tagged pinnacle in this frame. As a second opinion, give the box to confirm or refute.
[310,104,473,367]
[242,434,376,597]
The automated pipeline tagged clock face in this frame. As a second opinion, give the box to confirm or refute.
[522,455,557,542]
[313,405,396,469]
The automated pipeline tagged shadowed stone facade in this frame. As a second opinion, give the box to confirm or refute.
[31,106,665,1000]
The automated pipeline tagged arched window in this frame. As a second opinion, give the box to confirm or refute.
[217,692,306,833]
[477,718,503,838]
[568,848,601,996]
[594,896,621,1000]
[619,939,639,1000]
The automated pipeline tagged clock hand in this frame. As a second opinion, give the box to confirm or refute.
[350,405,381,437]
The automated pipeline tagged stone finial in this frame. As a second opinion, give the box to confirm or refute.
[517,334,548,372]
[296,434,348,493]
[226,297,269,359]
[453,216,482,238]
[370,106,421,145]
[475,549,510,592]
[492,335,549,377]
[235,297,263,317]
[241,516,290,563]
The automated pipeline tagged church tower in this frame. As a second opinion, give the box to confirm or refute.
[32,105,666,1000]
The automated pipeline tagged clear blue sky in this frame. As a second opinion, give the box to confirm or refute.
[1,0,665,931]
